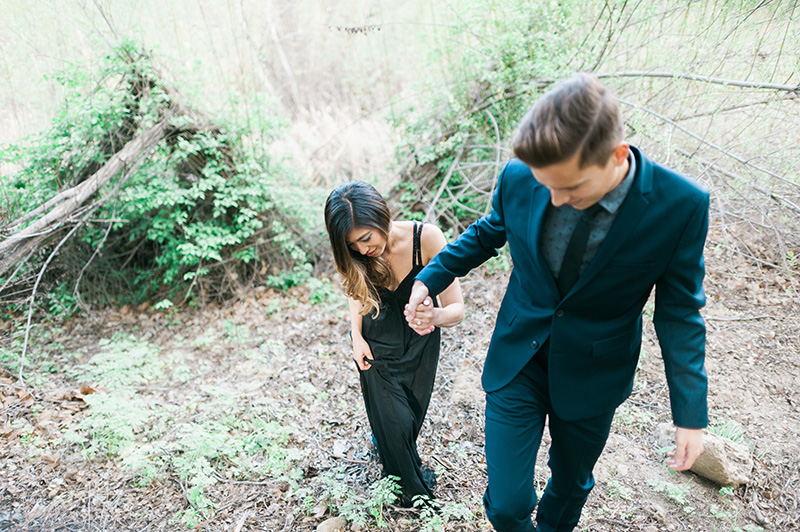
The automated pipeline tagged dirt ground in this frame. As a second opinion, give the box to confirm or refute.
[1,224,799,532]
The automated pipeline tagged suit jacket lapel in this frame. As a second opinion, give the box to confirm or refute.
[528,184,559,293]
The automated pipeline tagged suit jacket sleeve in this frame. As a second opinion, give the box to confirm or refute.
[416,163,516,296]
[654,193,710,429]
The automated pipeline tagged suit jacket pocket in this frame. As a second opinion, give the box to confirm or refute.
[592,330,636,358]
[498,303,518,327]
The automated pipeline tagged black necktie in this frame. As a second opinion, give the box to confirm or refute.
[557,204,604,296]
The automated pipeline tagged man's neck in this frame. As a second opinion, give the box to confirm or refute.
[610,156,630,192]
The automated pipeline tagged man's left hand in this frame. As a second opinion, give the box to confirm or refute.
[666,426,704,471]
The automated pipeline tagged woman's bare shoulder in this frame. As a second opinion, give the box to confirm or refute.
[417,222,448,263]
[392,220,416,233]
[396,220,445,243]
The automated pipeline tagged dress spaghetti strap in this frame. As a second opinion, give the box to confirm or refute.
[412,222,423,268]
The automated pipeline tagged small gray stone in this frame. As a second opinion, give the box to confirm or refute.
[648,502,668,523]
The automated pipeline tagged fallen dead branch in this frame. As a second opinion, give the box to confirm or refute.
[0,118,171,271]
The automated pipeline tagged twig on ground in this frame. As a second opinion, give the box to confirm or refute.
[232,511,249,532]
[705,315,779,322]
[751,490,768,526]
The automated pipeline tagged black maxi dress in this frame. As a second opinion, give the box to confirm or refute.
[359,222,441,502]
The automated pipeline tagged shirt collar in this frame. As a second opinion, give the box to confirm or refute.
[598,152,636,214]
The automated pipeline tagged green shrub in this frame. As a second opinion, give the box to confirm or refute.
[391,0,603,229]
[1,40,324,314]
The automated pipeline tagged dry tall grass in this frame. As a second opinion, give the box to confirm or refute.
[0,0,445,185]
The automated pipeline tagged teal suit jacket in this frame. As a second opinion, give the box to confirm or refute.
[417,146,709,428]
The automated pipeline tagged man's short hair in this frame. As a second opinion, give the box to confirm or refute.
[512,73,623,169]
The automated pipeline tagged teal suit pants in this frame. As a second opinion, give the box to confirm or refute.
[484,341,615,532]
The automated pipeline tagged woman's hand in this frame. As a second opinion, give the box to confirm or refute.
[405,296,436,336]
[405,225,465,337]
[352,334,374,370]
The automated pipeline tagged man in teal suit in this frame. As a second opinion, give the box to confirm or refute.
[405,73,708,532]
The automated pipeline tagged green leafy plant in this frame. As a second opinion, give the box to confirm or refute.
[266,263,340,306]
[313,470,400,528]
[613,403,655,429]
[606,477,634,501]
[1,40,324,315]
[62,333,306,529]
[708,485,739,521]
[222,319,250,343]
[482,249,513,275]
[307,276,340,306]
[64,389,155,457]
[649,477,693,511]
[414,495,474,532]
[365,476,402,527]
[0,339,23,375]
[710,503,735,520]
[72,334,164,389]
[708,420,750,447]
[266,262,314,291]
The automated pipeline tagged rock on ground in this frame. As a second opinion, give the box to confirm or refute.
[655,422,753,487]
[316,516,348,532]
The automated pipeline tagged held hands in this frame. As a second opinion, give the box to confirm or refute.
[666,427,704,471]
[404,281,435,336]
[352,334,374,371]
[405,296,436,335]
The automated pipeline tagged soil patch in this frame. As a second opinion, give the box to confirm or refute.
[1,242,798,531]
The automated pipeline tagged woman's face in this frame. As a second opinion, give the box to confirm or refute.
[346,226,387,258]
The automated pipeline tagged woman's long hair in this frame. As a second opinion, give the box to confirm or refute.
[324,181,394,316]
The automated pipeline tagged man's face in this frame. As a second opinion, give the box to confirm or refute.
[528,144,630,210]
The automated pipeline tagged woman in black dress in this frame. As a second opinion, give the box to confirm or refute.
[324,181,464,505]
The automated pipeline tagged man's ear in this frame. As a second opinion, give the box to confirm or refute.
[612,143,630,166]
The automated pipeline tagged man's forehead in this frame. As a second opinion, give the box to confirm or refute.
[528,164,590,190]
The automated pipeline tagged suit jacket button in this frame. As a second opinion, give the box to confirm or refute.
[530,340,539,349]
[555,309,565,317]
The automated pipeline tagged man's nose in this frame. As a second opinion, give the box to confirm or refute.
[550,189,569,207]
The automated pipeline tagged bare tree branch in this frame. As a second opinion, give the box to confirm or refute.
[483,109,502,216]
[618,98,795,188]
[426,147,465,223]
[19,219,84,384]
[597,71,800,92]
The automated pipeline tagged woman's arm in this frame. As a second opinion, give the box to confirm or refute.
[348,298,374,370]
[406,224,465,334]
